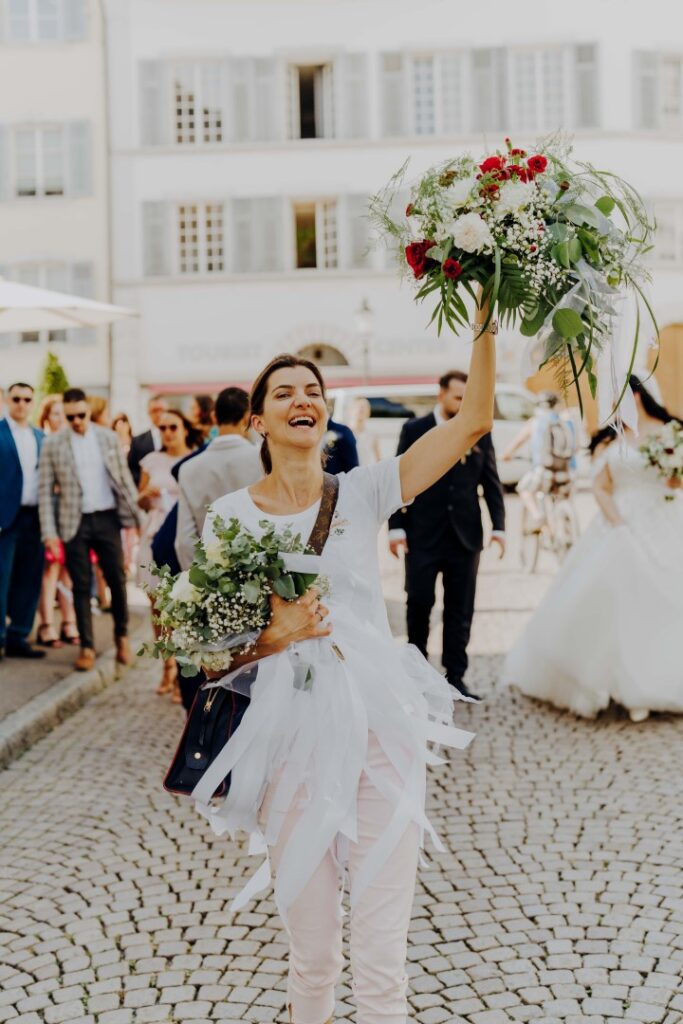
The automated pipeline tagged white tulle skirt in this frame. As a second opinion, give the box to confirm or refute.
[192,612,474,927]
[503,491,683,718]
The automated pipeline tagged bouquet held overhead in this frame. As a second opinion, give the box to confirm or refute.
[371,135,657,416]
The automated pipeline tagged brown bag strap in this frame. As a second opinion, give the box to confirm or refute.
[306,473,340,555]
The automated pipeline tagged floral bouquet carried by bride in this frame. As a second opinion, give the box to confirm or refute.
[640,421,683,500]
[371,135,656,411]
[142,516,322,677]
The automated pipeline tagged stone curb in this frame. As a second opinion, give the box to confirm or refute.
[0,622,150,771]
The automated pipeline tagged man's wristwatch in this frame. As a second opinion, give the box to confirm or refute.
[470,320,499,334]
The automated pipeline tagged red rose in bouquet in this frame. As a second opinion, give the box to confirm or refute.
[479,155,505,174]
[405,239,435,279]
[442,258,462,280]
[527,154,548,174]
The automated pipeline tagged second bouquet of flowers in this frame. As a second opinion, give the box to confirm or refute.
[371,135,657,410]
[143,515,323,678]
[640,420,683,500]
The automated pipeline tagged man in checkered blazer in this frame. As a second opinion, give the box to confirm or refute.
[39,388,142,672]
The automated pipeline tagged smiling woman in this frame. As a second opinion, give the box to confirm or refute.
[197,310,495,1024]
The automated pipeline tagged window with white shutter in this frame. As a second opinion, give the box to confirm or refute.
[6,0,86,41]
[381,54,406,137]
[344,195,372,270]
[66,121,91,196]
[510,48,565,131]
[177,203,224,274]
[253,58,283,141]
[471,48,506,132]
[440,53,465,134]
[652,201,683,262]
[63,0,86,40]
[574,45,598,128]
[171,61,225,145]
[14,262,69,343]
[142,201,171,277]
[413,57,436,135]
[139,60,171,147]
[292,200,338,270]
[233,198,285,272]
[7,0,31,40]
[635,51,683,130]
[288,63,335,139]
[318,201,338,269]
[69,261,96,344]
[14,126,65,196]
[336,53,368,138]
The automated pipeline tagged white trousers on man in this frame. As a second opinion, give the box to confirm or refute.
[262,733,420,1024]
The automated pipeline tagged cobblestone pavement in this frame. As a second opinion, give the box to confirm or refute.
[1,496,682,1024]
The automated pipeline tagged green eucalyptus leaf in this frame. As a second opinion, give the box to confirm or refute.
[552,242,571,269]
[188,566,208,588]
[552,308,585,340]
[564,203,611,233]
[595,195,615,216]
[273,575,296,600]
[242,579,262,604]
[567,237,583,263]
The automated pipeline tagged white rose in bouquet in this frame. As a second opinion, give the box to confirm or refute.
[204,536,232,568]
[170,570,202,605]
[451,212,494,253]
[496,179,536,216]
[449,176,477,209]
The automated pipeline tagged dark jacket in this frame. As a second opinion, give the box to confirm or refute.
[0,418,44,531]
[128,429,156,487]
[323,418,360,475]
[388,412,505,554]
[150,445,207,575]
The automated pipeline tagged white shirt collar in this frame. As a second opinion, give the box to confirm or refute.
[433,404,448,426]
[7,415,30,434]
[151,425,162,450]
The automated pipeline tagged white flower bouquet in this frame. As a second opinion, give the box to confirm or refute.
[640,421,683,500]
[371,135,656,412]
[142,515,323,677]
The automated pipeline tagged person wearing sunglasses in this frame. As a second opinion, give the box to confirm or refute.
[0,382,46,660]
[38,388,142,672]
[137,409,202,699]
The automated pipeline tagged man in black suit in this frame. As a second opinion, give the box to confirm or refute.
[127,395,169,486]
[388,370,505,700]
[323,417,359,475]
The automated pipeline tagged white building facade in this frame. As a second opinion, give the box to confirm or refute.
[23,0,683,420]
[0,0,111,394]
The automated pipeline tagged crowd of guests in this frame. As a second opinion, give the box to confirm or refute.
[0,378,370,706]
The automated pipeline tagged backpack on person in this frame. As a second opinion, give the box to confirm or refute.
[540,417,575,472]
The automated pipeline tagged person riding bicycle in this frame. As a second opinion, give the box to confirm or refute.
[503,391,577,531]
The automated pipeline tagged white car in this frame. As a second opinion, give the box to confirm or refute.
[329,382,537,487]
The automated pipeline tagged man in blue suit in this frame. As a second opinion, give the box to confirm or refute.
[0,382,46,659]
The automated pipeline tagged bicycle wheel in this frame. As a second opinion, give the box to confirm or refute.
[552,500,576,563]
[520,505,541,573]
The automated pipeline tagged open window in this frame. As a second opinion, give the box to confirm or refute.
[294,201,338,269]
[289,64,335,138]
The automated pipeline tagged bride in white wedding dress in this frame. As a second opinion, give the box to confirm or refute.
[503,376,683,722]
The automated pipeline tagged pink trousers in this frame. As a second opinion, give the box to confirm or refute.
[262,735,420,1024]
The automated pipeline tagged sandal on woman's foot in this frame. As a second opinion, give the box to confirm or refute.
[171,678,183,705]
[60,625,80,646]
[156,663,177,695]
[37,625,63,648]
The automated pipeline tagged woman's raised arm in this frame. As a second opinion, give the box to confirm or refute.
[399,298,496,504]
